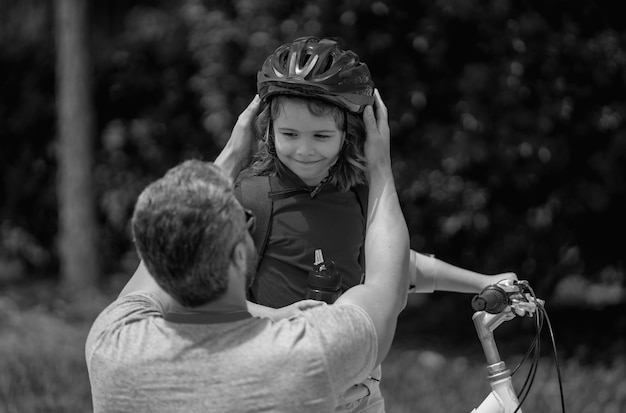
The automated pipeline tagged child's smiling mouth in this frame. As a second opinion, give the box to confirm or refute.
[291,158,323,165]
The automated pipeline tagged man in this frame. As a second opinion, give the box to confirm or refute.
[85,92,409,412]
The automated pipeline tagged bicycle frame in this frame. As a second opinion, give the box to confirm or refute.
[471,310,522,413]
[469,280,546,413]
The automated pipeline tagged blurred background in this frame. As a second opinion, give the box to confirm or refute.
[1,0,624,411]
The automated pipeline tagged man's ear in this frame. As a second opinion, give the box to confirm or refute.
[231,240,248,273]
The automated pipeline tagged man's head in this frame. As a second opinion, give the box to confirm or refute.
[131,160,257,307]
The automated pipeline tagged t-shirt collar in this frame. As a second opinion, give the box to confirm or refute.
[164,310,252,324]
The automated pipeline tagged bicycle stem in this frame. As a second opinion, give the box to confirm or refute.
[470,282,544,413]
[472,310,522,413]
[473,310,515,366]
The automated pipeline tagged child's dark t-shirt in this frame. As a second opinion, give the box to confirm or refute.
[237,167,366,308]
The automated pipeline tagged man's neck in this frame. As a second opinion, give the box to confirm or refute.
[167,295,248,315]
[164,298,251,324]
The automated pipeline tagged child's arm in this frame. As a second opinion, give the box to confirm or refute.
[408,249,517,294]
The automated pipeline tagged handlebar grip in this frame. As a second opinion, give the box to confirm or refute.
[472,285,509,314]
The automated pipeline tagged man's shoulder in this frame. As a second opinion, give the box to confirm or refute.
[279,304,378,388]
[316,303,375,327]
[87,293,163,343]
[86,292,165,364]
[291,304,377,345]
[111,291,164,314]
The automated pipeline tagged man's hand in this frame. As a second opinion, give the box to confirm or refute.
[362,89,391,171]
[230,94,262,161]
[215,95,261,181]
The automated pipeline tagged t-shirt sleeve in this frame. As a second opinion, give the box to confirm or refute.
[85,292,164,365]
[301,303,378,393]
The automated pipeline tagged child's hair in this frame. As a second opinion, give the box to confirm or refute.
[249,95,368,192]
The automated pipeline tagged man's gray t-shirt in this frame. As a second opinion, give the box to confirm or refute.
[85,292,378,412]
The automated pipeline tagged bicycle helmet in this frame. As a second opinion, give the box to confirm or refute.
[257,37,375,114]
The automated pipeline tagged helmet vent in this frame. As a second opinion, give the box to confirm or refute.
[319,56,334,74]
[257,37,375,113]
[278,51,289,68]
[300,52,312,70]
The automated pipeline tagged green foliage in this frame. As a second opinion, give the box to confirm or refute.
[172,0,626,297]
[0,2,57,275]
[92,6,214,271]
[0,0,624,301]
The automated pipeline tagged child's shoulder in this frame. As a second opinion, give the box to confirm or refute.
[234,171,275,206]
[235,169,271,185]
[235,168,254,185]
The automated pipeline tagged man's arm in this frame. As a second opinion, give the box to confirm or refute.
[335,90,410,367]
[119,96,261,301]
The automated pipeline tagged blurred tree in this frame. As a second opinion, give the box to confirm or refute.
[91,3,214,273]
[0,1,56,282]
[54,0,99,291]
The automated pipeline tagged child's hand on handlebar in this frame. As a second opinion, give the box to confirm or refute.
[489,272,519,287]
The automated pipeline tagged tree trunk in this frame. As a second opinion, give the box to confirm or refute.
[54,0,99,291]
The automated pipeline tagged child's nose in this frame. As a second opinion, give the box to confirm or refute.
[296,140,315,156]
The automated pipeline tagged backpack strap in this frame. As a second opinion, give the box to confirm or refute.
[234,175,274,261]
[353,184,369,282]
[353,184,369,218]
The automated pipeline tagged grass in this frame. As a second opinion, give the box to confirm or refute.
[1,283,624,412]
[0,300,93,412]
[381,348,626,413]
[0,281,112,413]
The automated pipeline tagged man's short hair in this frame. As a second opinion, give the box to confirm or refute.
[131,160,244,307]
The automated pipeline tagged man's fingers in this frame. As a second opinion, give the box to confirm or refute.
[238,95,261,122]
[373,89,388,125]
[363,104,377,131]
[249,94,261,109]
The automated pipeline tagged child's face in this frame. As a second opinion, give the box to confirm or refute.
[273,99,345,186]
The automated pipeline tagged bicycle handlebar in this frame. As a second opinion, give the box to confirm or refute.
[471,279,543,317]
[470,279,565,413]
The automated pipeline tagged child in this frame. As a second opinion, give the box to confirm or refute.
[236,37,515,412]
[238,37,514,311]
